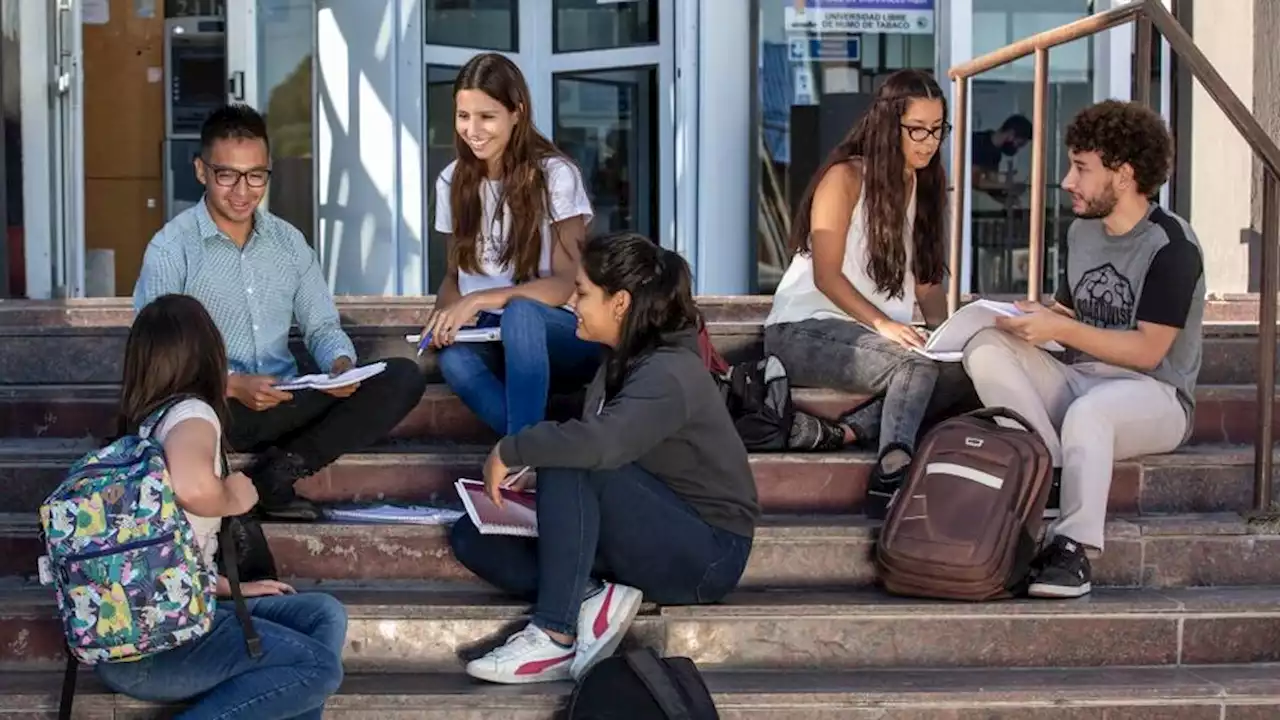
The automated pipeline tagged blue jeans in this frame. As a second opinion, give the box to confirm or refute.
[437,298,602,436]
[94,593,347,720]
[449,464,753,636]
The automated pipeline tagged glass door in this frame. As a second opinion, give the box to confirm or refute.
[422,0,675,289]
[224,0,315,242]
[52,0,86,297]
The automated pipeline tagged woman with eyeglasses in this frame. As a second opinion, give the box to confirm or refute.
[764,69,976,519]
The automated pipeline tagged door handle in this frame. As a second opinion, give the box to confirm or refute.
[229,71,245,102]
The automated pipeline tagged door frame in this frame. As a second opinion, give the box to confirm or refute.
[420,0,678,291]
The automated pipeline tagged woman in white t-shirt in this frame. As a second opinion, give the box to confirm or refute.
[93,294,347,718]
[763,70,976,520]
[423,53,601,436]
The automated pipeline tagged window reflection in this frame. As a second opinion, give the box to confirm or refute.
[426,65,460,289]
[259,0,314,244]
[554,67,659,239]
[553,0,657,53]
[425,0,518,52]
[970,1,1094,296]
[1,0,21,297]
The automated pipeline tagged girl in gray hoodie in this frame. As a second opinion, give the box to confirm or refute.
[450,232,760,685]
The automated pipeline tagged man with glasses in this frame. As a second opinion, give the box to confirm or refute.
[134,104,427,521]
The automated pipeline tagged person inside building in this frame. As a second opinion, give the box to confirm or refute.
[972,113,1033,203]
[763,69,976,520]
[449,232,759,685]
[134,104,428,522]
[963,100,1204,599]
[95,293,347,717]
[424,52,601,437]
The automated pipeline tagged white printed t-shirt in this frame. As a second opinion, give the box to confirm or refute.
[151,398,224,572]
[434,156,593,299]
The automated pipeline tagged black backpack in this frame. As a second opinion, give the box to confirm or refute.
[567,648,719,720]
[717,356,794,451]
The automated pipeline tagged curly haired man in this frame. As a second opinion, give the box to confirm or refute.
[962,100,1205,598]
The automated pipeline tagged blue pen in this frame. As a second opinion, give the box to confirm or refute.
[415,332,432,357]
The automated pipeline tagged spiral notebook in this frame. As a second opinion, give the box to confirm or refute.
[455,479,538,537]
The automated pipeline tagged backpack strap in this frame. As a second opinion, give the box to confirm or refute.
[215,444,262,659]
[137,393,202,439]
[56,650,77,720]
[623,649,693,720]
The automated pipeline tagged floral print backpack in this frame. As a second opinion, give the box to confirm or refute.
[38,396,259,665]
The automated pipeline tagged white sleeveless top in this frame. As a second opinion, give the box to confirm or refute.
[151,399,224,572]
[766,181,917,327]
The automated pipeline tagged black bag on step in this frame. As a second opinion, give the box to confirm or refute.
[717,355,794,451]
[567,648,719,720]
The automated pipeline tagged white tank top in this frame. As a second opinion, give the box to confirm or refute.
[151,399,224,573]
[766,181,917,327]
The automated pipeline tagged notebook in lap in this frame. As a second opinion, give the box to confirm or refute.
[455,479,538,537]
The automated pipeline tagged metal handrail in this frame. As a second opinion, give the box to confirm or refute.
[945,0,1280,512]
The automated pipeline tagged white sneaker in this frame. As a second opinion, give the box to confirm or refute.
[465,623,576,684]
[570,582,644,681]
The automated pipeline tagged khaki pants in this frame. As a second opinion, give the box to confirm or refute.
[962,328,1188,550]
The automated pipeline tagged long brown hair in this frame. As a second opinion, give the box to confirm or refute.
[789,69,949,298]
[447,53,575,283]
[119,294,229,435]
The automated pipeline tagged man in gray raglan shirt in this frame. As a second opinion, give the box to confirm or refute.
[962,100,1205,599]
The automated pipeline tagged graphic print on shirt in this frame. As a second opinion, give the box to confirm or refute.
[1072,262,1136,330]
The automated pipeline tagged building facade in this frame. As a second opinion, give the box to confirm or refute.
[0,0,1272,301]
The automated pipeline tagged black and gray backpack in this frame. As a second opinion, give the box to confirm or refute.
[568,648,719,719]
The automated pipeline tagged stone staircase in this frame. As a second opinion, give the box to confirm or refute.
[2,296,1279,718]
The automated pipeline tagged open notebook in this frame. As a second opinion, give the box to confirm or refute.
[455,479,538,537]
[274,361,387,391]
[910,300,1066,362]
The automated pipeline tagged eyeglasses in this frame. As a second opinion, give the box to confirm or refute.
[202,160,272,189]
[901,123,952,143]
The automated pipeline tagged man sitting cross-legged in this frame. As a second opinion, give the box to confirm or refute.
[134,104,428,521]
[962,100,1205,599]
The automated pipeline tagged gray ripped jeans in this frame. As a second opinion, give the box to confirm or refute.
[764,319,976,457]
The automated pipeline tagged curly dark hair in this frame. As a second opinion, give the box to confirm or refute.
[789,69,948,298]
[1064,100,1173,197]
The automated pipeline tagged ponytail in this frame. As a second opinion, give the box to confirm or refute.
[581,233,699,397]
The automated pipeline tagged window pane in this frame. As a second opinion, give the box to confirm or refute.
[1,0,21,297]
[259,0,314,244]
[426,66,460,289]
[970,2,1094,297]
[554,0,657,53]
[425,0,518,52]
[755,0,936,293]
[555,67,659,240]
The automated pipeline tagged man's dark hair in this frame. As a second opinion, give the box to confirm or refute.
[1065,100,1173,197]
[200,104,270,156]
[1000,114,1033,140]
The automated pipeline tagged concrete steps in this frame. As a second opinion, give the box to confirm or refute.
[2,382,1277,447]
[0,318,1272,385]
[5,584,1280,672]
[0,439,1276,516]
[2,513,1278,590]
[4,665,1280,719]
[3,296,1279,716]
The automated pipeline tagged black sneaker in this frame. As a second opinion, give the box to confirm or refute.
[1028,535,1092,598]
[1043,469,1062,520]
[246,449,322,522]
[865,443,912,521]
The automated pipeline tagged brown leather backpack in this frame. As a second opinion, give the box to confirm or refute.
[876,408,1053,601]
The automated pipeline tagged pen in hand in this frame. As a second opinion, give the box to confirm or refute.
[413,332,433,358]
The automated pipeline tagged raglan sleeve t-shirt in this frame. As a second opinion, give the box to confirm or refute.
[433,156,593,298]
[1056,205,1206,419]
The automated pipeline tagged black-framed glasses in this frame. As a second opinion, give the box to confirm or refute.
[202,160,272,189]
[901,123,952,143]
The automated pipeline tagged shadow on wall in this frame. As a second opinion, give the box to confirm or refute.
[314,1,425,296]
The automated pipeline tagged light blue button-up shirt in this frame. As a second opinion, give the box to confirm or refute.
[133,199,356,379]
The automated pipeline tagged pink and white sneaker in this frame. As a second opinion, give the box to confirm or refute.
[465,624,576,684]
[570,581,644,680]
